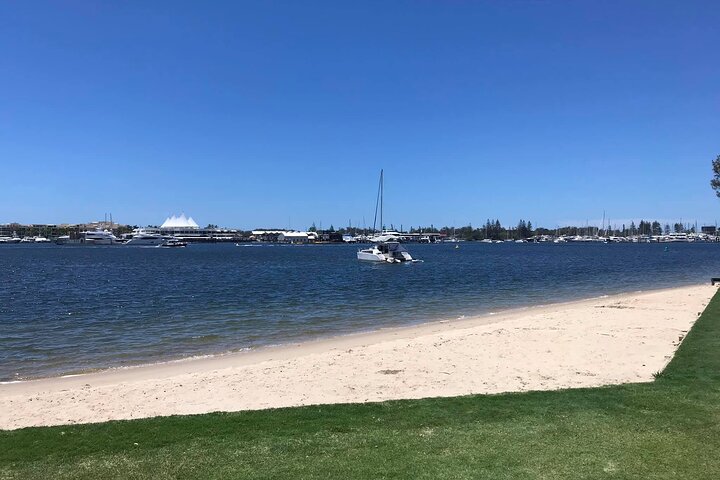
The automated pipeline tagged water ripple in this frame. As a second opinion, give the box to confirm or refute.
[0,242,718,380]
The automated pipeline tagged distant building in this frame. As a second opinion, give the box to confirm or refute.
[143,213,239,241]
[701,226,717,235]
[277,231,318,243]
[0,224,20,237]
[251,230,287,242]
[319,232,344,242]
[1,222,71,238]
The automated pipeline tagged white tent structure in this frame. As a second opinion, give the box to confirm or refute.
[161,214,199,230]
[135,213,239,242]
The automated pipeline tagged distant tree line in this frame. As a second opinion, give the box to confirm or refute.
[308,218,703,241]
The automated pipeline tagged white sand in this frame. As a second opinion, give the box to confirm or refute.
[0,284,714,430]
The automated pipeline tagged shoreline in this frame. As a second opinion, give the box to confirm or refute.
[1,282,708,387]
[1,283,715,429]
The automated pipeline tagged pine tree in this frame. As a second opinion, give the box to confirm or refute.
[710,154,720,196]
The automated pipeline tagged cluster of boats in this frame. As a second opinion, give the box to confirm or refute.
[342,232,439,244]
[0,235,51,244]
[486,233,717,244]
[55,228,188,247]
[352,229,716,263]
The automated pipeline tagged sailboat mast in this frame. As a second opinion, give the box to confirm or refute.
[380,169,383,233]
[372,170,382,233]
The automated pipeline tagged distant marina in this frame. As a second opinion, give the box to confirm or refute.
[1,213,718,246]
[1,229,716,245]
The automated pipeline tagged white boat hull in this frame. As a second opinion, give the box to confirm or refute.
[357,243,414,263]
[124,237,166,246]
[84,238,118,245]
[357,251,389,262]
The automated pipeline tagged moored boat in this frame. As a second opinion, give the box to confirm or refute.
[358,241,413,263]
[0,235,22,244]
[159,238,188,248]
[357,169,418,263]
[123,228,169,246]
[76,229,121,245]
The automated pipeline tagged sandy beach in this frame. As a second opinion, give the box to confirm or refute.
[0,284,714,430]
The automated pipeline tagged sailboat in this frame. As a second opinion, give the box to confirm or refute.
[357,170,416,263]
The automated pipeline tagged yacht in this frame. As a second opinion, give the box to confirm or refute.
[662,233,690,243]
[368,231,402,243]
[0,236,22,244]
[159,238,188,248]
[358,241,413,263]
[123,228,169,246]
[55,235,71,245]
[357,169,417,263]
[81,229,120,245]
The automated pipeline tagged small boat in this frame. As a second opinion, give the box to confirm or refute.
[55,235,71,245]
[160,238,187,248]
[357,169,417,263]
[357,241,414,263]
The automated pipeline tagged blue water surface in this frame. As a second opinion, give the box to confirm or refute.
[1,242,718,381]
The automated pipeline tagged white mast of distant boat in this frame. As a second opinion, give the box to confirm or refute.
[372,169,384,236]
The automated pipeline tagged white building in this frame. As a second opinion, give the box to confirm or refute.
[277,231,318,243]
[144,213,239,241]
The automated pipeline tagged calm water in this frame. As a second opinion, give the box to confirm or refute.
[1,242,719,381]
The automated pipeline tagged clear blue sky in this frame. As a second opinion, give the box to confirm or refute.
[1,1,718,230]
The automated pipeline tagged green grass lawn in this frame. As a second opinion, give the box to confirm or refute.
[2,291,720,479]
